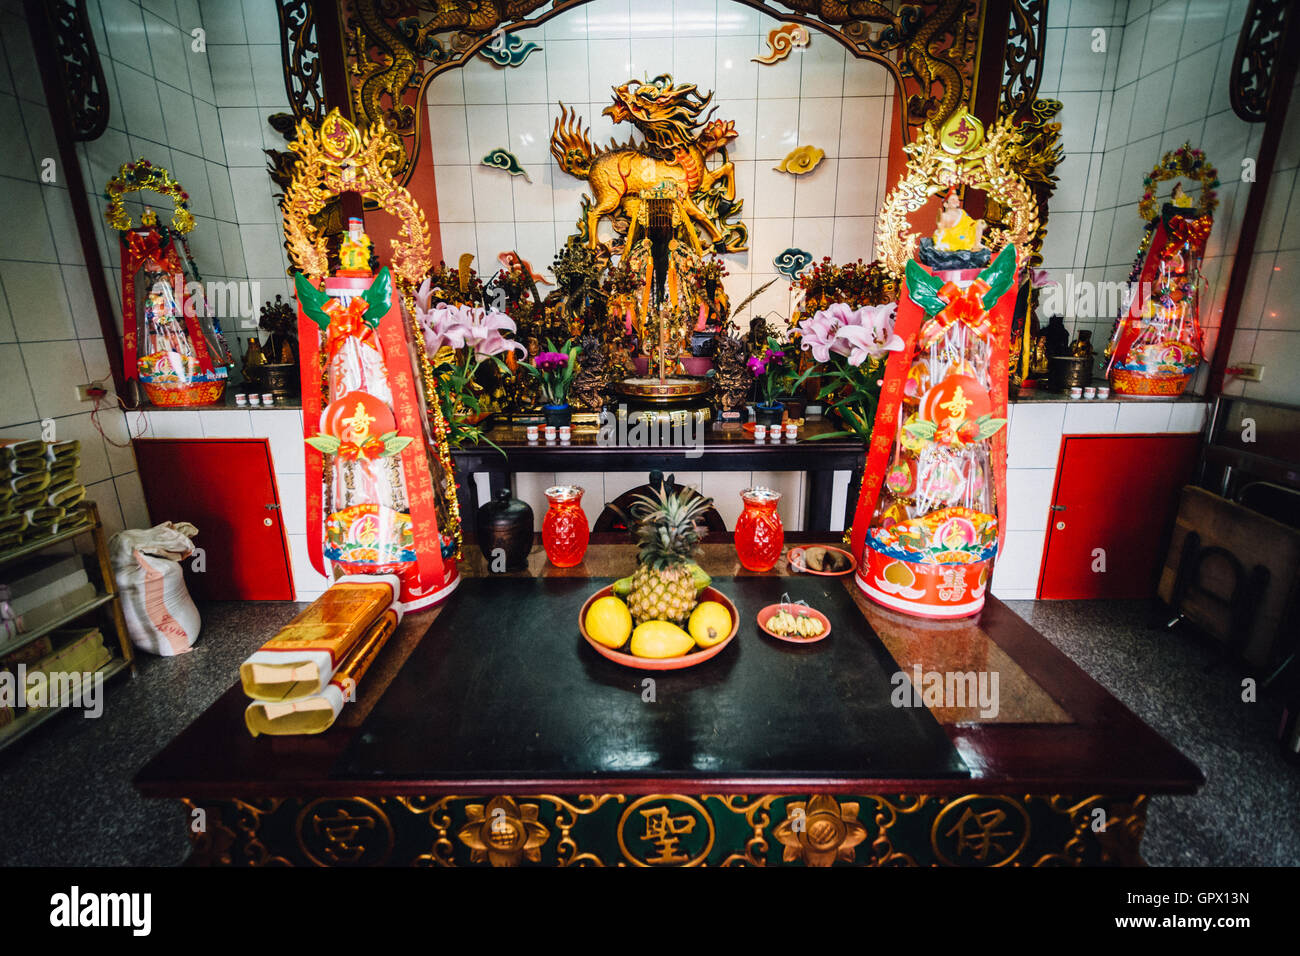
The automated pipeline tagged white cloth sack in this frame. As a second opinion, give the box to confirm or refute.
[109,521,202,656]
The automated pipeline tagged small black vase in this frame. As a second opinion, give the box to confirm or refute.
[475,489,534,571]
[754,402,785,426]
[544,403,572,427]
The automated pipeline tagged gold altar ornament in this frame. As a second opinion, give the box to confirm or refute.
[876,109,1039,277]
[104,159,195,234]
[774,145,826,176]
[280,108,433,286]
[773,794,868,866]
[551,75,747,252]
[753,23,811,64]
[457,796,550,866]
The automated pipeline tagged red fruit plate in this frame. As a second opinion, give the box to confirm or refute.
[787,545,857,576]
[757,603,831,643]
[579,585,739,670]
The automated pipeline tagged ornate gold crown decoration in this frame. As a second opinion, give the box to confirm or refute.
[875,110,1040,278]
[280,109,433,286]
[104,158,195,234]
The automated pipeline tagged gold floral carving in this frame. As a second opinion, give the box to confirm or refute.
[773,794,869,866]
[279,108,433,286]
[875,109,1040,278]
[456,796,550,866]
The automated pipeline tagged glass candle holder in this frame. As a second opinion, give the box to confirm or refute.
[734,487,783,571]
[542,485,589,568]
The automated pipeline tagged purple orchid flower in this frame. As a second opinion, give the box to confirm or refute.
[534,351,570,372]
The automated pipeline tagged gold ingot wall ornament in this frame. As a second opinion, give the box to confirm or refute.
[774,145,825,175]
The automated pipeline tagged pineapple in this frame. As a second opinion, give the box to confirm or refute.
[624,485,713,625]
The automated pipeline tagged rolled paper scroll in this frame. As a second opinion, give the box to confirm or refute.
[0,439,46,462]
[45,440,80,463]
[47,484,86,510]
[244,609,398,737]
[9,472,50,495]
[238,575,402,702]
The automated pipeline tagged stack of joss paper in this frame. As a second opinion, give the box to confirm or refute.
[0,439,89,550]
[240,576,401,736]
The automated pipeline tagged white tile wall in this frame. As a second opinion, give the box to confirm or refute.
[1035,0,1260,388]
[424,0,896,326]
[0,1,155,536]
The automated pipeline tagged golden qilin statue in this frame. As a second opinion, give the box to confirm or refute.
[550,75,748,253]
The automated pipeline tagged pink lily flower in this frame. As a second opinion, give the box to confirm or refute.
[418,302,469,354]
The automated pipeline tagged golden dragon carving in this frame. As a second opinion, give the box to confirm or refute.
[550,75,747,252]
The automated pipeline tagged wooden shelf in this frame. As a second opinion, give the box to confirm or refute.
[0,657,131,753]
[0,520,94,568]
[0,592,117,659]
[0,502,134,754]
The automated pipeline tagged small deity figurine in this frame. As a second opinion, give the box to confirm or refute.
[918,188,991,269]
[933,188,987,252]
[1169,181,1193,209]
[338,217,374,274]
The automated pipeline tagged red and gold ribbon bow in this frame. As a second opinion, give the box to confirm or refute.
[324,298,379,358]
[920,279,992,348]
[1162,214,1212,260]
[336,435,387,460]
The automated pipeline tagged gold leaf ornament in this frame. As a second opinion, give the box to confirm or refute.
[775,145,825,176]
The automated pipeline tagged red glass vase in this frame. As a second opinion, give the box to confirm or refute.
[734,487,783,571]
[542,485,589,567]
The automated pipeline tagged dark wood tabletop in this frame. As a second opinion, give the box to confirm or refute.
[134,534,1203,799]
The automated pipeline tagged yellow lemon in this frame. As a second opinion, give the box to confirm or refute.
[629,621,694,659]
[586,595,633,649]
[688,601,732,648]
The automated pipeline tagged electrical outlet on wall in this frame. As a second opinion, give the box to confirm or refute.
[1235,363,1264,382]
[76,382,108,402]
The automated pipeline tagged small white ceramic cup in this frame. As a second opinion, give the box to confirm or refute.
[1083,386,1096,399]
[526,425,539,441]
[559,425,571,441]
[235,393,247,406]
[248,393,261,406]
[785,423,798,439]
[1069,386,1082,399]
[262,392,274,405]
[754,424,767,441]
[544,425,557,442]
[1098,386,1110,399]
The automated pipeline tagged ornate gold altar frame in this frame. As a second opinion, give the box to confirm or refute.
[279,108,462,551]
[271,0,983,191]
[875,112,1040,278]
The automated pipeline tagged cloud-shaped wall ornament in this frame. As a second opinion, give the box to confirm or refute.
[481,148,532,182]
[753,24,811,65]
[774,145,826,175]
[479,32,542,67]
[774,248,814,281]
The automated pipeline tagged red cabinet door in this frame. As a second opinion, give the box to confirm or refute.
[1038,434,1200,599]
[132,438,295,600]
